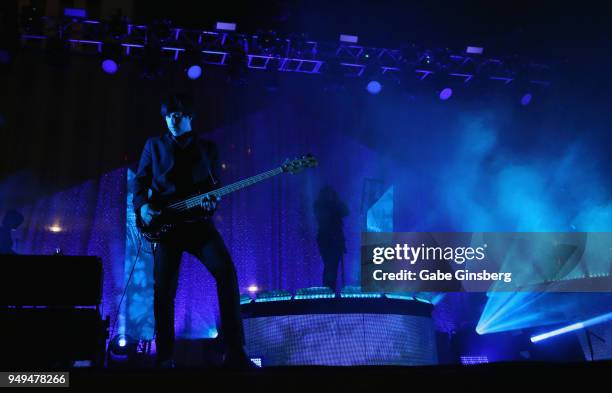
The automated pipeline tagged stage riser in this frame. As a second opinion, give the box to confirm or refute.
[243,303,437,366]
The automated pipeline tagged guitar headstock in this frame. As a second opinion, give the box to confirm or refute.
[282,154,318,174]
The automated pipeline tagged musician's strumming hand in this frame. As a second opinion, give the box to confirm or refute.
[140,203,160,226]
[201,195,218,213]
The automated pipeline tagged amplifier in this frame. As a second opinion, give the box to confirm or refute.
[0,254,107,367]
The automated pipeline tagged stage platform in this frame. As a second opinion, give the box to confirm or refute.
[65,361,611,389]
[241,296,437,366]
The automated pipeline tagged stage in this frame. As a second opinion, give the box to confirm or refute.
[59,361,612,389]
[1,1,612,386]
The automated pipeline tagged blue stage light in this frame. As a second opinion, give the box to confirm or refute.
[294,287,335,300]
[439,88,453,100]
[250,357,263,367]
[207,328,218,338]
[366,80,382,95]
[64,8,87,18]
[101,59,118,74]
[240,294,253,305]
[530,312,612,343]
[341,286,382,298]
[255,290,293,302]
[530,322,584,343]
[414,296,432,304]
[460,355,489,365]
[385,293,414,301]
[108,334,137,357]
[477,293,612,335]
[187,65,202,80]
[521,93,532,106]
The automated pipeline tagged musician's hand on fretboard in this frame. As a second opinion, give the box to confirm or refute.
[200,195,217,213]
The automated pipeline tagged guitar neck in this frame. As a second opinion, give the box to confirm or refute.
[176,167,284,210]
[209,167,284,198]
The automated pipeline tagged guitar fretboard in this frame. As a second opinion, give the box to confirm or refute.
[168,167,284,211]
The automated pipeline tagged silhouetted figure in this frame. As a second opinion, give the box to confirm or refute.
[0,210,24,254]
[134,93,250,369]
[314,186,349,291]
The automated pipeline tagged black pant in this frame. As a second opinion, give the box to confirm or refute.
[153,222,244,361]
[318,243,344,291]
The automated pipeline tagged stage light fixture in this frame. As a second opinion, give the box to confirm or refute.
[250,357,263,367]
[247,284,259,293]
[466,46,484,55]
[520,92,532,106]
[339,34,359,43]
[255,290,292,302]
[101,59,119,74]
[216,22,237,32]
[439,87,453,100]
[186,64,202,80]
[108,334,138,357]
[367,80,382,95]
[294,287,335,300]
[64,8,87,18]
[341,286,382,298]
[101,41,123,75]
[207,328,218,338]
[48,224,63,233]
[460,355,489,365]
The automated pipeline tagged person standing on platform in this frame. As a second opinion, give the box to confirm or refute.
[314,186,349,292]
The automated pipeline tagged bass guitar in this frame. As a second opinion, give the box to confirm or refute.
[137,154,317,242]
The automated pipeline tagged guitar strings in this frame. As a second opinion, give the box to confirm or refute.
[166,167,284,212]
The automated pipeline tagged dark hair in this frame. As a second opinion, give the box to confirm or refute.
[160,93,195,117]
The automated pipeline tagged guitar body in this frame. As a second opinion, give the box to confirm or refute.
[137,196,210,243]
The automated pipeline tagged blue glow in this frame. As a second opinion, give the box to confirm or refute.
[118,338,127,347]
[439,88,453,100]
[530,312,612,343]
[530,322,584,343]
[430,293,446,305]
[385,293,414,301]
[477,292,612,335]
[340,293,382,298]
[254,296,292,302]
[521,93,532,106]
[216,22,237,31]
[207,328,218,338]
[256,290,293,302]
[240,295,253,305]
[101,59,118,74]
[294,294,335,300]
[64,8,87,18]
[414,296,431,304]
[366,80,382,95]
[187,65,202,80]
[460,355,489,365]
[366,186,393,232]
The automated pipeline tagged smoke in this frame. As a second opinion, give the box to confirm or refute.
[424,111,612,232]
